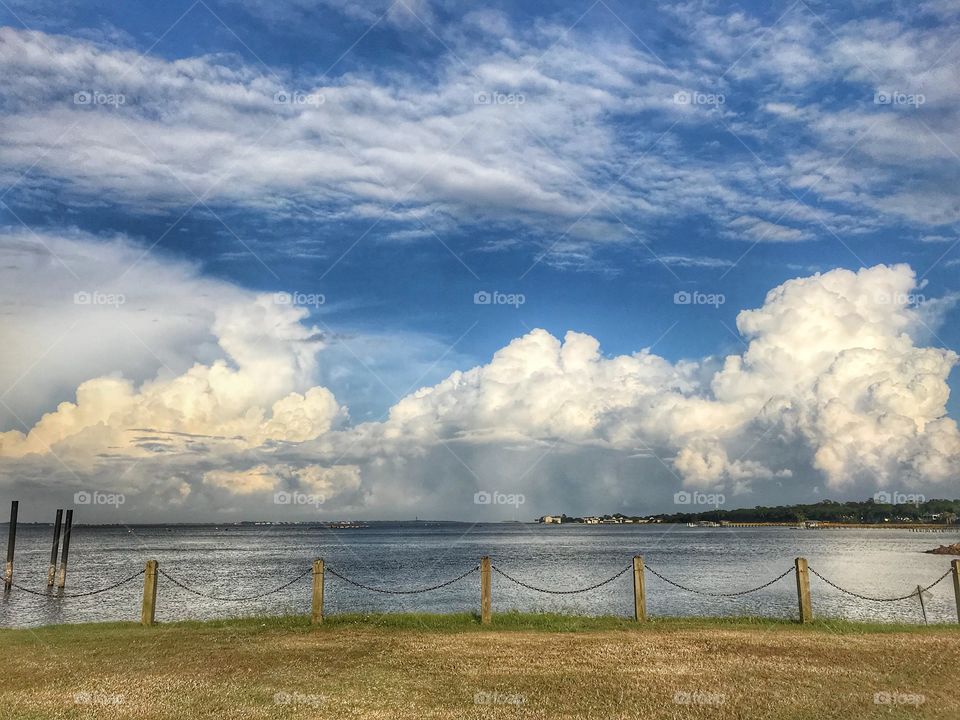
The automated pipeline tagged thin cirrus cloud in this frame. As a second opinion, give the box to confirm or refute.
[0,0,957,259]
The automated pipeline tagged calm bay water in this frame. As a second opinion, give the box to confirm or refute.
[2,522,958,627]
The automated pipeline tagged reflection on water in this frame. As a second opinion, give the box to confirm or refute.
[2,523,957,627]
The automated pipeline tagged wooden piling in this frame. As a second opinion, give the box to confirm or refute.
[56,509,73,589]
[47,509,63,587]
[917,585,928,625]
[480,556,492,624]
[795,557,812,623]
[633,556,646,622]
[4,500,17,593]
[141,560,158,626]
[311,559,325,625]
[951,560,960,624]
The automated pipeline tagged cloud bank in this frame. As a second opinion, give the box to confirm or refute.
[1,231,957,519]
[337,264,959,491]
[1,0,958,271]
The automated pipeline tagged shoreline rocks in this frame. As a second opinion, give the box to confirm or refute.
[925,543,960,555]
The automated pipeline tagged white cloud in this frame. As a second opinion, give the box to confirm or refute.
[331,264,959,494]
[3,18,951,269]
[0,296,343,460]
[0,26,634,226]
[667,3,960,228]
[647,255,734,269]
[203,463,361,501]
[0,228,344,462]
[225,0,438,28]
[727,215,811,243]
[1,228,957,518]
[0,228,246,428]
[203,465,276,495]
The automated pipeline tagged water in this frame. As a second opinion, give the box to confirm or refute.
[2,523,958,627]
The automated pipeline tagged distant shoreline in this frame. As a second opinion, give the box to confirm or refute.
[694,522,957,530]
[2,520,958,530]
[537,498,960,528]
[533,521,958,530]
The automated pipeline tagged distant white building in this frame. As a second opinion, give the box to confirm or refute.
[542,515,563,524]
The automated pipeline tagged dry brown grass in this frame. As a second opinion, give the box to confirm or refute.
[0,615,957,719]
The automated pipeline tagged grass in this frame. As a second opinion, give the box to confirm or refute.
[1,613,958,719]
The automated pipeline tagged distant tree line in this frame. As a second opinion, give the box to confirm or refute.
[653,498,960,524]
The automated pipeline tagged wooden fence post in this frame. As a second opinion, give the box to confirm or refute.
[633,556,646,622]
[47,509,63,587]
[4,500,17,593]
[311,559,325,625]
[952,560,960,624]
[480,556,492,624]
[56,509,73,589]
[141,560,158,626]
[795,557,812,624]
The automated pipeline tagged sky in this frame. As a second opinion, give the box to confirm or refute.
[0,0,958,522]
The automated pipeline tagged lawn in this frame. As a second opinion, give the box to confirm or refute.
[0,613,957,719]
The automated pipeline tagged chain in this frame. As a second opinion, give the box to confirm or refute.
[807,567,952,602]
[6,561,953,610]
[491,565,632,594]
[157,567,311,601]
[326,565,479,594]
[3,569,145,598]
[644,565,795,597]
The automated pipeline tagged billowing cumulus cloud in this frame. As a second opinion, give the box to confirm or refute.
[340,264,958,492]
[708,266,960,487]
[0,228,248,430]
[0,282,343,461]
[3,231,955,521]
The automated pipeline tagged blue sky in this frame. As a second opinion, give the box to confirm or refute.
[0,0,958,519]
